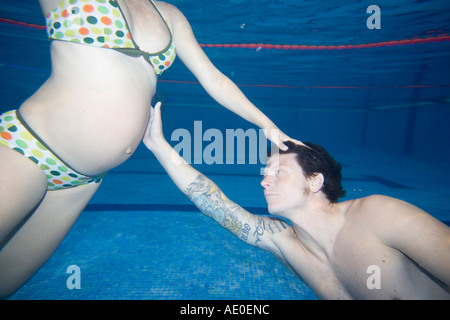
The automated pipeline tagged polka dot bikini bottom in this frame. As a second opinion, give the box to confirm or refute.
[0,110,106,190]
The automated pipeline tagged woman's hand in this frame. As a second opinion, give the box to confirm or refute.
[263,129,307,151]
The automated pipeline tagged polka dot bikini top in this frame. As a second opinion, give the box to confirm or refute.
[46,0,176,76]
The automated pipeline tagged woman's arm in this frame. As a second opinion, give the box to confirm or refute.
[160,2,303,150]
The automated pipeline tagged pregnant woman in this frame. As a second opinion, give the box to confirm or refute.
[0,0,296,298]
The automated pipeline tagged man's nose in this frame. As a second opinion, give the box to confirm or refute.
[261,175,272,188]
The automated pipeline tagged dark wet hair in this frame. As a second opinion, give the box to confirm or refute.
[276,141,346,203]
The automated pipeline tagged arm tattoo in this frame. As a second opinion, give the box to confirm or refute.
[254,216,288,246]
[186,175,288,247]
[186,175,243,236]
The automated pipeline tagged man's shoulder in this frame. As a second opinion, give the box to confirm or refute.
[353,194,400,210]
[347,194,425,232]
[345,195,406,226]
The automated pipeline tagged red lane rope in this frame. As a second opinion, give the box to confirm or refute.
[1,62,448,90]
[0,17,46,30]
[200,36,450,50]
[1,17,450,49]
[159,80,450,90]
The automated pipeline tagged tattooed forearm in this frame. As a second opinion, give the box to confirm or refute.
[186,175,288,247]
[186,175,245,236]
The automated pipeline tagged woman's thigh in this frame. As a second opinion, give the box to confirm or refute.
[0,145,47,243]
[0,164,101,298]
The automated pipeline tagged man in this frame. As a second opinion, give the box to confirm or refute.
[143,102,450,300]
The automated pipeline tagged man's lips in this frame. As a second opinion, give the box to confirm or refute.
[264,193,277,198]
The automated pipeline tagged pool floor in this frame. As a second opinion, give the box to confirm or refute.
[9,145,450,300]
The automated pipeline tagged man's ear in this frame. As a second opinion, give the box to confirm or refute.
[309,173,324,193]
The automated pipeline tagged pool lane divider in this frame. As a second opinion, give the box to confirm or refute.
[2,62,448,91]
[199,36,450,50]
[1,17,450,50]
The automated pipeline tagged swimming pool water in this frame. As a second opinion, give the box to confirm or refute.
[1,0,450,300]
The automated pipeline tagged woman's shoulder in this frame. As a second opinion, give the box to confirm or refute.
[38,0,62,16]
[154,1,182,17]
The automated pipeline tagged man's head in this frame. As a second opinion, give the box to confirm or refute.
[262,141,346,211]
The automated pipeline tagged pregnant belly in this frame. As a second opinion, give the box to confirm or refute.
[19,99,152,176]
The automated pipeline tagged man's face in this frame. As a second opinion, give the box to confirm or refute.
[261,153,310,215]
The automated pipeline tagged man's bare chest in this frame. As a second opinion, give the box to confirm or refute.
[330,232,412,299]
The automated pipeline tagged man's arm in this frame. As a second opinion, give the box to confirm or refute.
[143,103,294,254]
[186,173,290,250]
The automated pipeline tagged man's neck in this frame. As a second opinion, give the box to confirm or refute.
[288,198,348,262]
